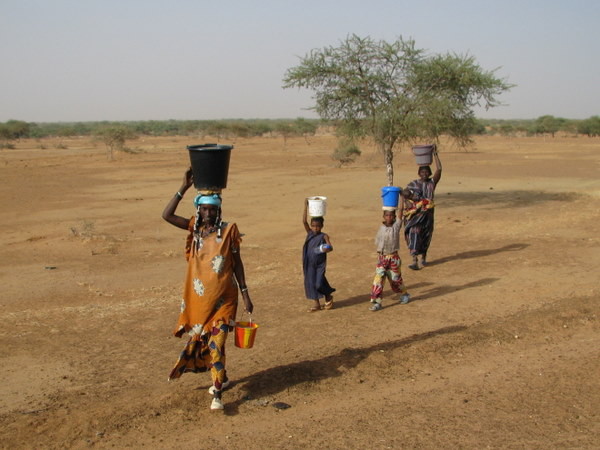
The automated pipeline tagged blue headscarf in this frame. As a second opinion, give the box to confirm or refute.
[193,193,222,207]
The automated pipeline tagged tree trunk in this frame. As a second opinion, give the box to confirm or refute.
[381,143,394,186]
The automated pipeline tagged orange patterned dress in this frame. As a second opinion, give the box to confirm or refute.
[168,219,241,385]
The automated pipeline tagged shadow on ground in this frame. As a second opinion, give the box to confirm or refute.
[334,276,501,310]
[333,281,435,310]
[440,190,580,208]
[407,277,500,303]
[427,243,529,267]
[225,324,467,415]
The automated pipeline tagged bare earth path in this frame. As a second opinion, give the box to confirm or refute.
[0,134,598,448]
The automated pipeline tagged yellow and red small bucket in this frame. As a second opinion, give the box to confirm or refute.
[234,319,259,349]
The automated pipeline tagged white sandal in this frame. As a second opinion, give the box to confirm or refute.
[210,397,224,410]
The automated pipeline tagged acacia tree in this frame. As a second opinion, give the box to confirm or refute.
[283,34,512,184]
[531,115,564,137]
[578,116,600,137]
[0,120,30,141]
[97,126,137,160]
[293,117,318,144]
[274,121,295,147]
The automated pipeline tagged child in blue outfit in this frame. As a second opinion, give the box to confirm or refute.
[302,198,335,312]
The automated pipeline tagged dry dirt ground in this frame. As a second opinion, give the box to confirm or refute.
[0,134,599,449]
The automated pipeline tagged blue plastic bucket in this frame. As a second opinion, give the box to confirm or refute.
[381,186,401,208]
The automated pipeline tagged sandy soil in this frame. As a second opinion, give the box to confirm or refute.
[0,133,599,449]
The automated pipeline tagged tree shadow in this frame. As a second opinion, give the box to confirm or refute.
[440,190,580,209]
[223,324,467,415]
[426,243,529,267]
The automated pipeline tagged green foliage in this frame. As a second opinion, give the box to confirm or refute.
[577,116,600,137]
[559,120,579,135]
[331,139,361,167]
[0,118,321,141]
[293,118,318,136]
[468,120,487,135]
[283,34,513,184]
[273,121,294,147]
[0,120,30,140]
[270,118,321,146]
[530,115,566,137]
[96,126,138,160]
[499,123,516,136]
[204,121,231,139]
[1,114,598,151]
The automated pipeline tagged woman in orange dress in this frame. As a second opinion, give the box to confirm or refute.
[162,168,254,411]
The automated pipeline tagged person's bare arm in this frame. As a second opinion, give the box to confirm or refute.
[233,250,254,314]
[432,146,442,185]
[322,233,333,252]
[302,198,310,233]
[162,168,194,230]
[399,187,405,226]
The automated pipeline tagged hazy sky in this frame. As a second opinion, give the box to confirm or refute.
[1,0,598,122]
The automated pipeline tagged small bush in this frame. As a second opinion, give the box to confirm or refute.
[96,126,138,160]
[331,140,361,167]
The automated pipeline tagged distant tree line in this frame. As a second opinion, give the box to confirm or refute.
[0,118,321,141]
[476,115,600,137]
[1,115,600,146]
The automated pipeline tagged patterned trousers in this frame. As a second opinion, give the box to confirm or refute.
[370,252,406,301]
[207,322,229,391]
[168,321,229,392]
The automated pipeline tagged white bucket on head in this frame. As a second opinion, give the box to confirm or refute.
[307,196,327,217]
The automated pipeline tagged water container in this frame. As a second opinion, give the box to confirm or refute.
[234,320,259,349]
[187,144,233,191]
[381,186,401,208]
[307,196,327,217]
[314,244,332,253]
[412,144,435,166]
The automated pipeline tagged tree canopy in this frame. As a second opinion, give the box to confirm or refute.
[283,34,513,184]
[531,115,565,137]
[577,116,600,137]
[0,120,30,141]
[96,125,138,160]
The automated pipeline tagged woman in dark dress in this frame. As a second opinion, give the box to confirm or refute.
[405,147,442,270]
